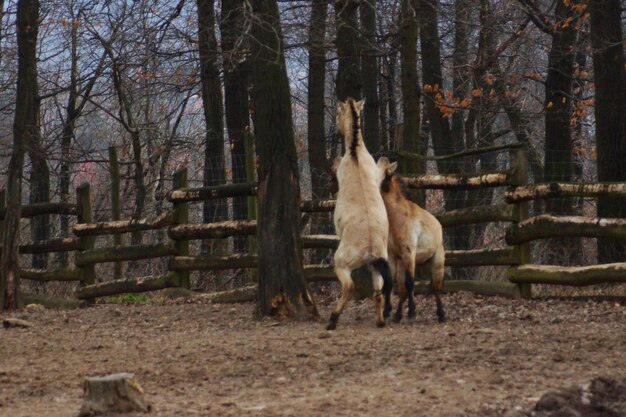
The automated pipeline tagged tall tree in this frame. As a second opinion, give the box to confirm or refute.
[590,0,626,262]
[360,0,380,151]
[1,0,39,310]
[197,0,226,224]
[399,0,421,177]
[335,0,361,101]
[251,0,318,318]
[220,0,250,254]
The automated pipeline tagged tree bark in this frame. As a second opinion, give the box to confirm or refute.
[335,0,361,101]
[360,0,380,151]
[589,0,626,263]
[2,0,39,310]
[220,0,250,254]
[399,0,422,179]
[307,0,329,199]
[250,0,319,318]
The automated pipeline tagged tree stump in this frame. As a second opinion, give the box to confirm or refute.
[78,373,150,416]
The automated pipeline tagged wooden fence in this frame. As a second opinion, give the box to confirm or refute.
[2,142,626,304]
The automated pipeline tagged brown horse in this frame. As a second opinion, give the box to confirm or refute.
[377,157,446,323]
[328,98,393,330]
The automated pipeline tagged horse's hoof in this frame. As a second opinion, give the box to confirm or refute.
[383,310,391,319]
[393,313,402,323]
[326,322,337,331]
[376,321,386,328]
[437,312,446,323]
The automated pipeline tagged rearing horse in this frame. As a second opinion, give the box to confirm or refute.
[328,98,393,330]
[377,157,446,323]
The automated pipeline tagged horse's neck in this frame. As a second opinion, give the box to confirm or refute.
[343,129,368,156]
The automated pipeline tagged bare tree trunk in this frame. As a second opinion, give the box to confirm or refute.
[590,0,626,263]
[198,0,227,287]
[417,0,466,260]
[335,0,361,101]
[360,0,380,152]
[2,0,39,310]
[307,0,328,199]
[221,0,250,256]
[399,0,421,179]
[250,0,318,318]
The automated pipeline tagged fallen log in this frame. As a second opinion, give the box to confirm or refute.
[169,255,258,271]
[20,293,85,309]
[302,234,339,249]
[505,182,626,203]
[506,214,626,244]
[168,220,256,240]
[21,268,84,282]
[404,171,512,190]
[72,211,173,236]
[75,274,178,299]
[436,204,515,227]
[445,247,520,266]
[508,263,626,286]
[414,280,521,298]
[0,238,83,255]
[166,182,257,203]
[75,244,177,266]
[0,202,78,220]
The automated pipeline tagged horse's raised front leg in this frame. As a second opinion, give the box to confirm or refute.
[327,265,354,330]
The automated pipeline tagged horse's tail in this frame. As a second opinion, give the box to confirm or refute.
[370,258,393,297]
[348,99,360,158]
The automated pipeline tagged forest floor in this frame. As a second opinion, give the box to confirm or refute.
[2,290,626,417]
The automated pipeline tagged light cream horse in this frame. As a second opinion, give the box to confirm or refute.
[377,157,446,323]
[328,98,393,330]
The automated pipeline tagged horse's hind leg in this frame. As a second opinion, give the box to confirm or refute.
[431,248,446,323]
[327,266,354,330]
[392,259,406,323]
[369,259,392,328]
[405,259,417,322]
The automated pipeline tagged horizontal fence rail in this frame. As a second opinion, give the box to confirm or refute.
[505,182,626,203]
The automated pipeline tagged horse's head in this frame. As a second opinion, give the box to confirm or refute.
[378,157,410,198]
[337,98,365,155]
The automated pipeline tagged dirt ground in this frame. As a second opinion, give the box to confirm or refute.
[2,290,626,417]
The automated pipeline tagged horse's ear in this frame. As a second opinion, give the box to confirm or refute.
[355,98,366,113]
[386,161,398,175]
[377,156,390,168]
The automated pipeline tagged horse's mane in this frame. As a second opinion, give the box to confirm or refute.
[348,100,360,159]
[381,172,415,203]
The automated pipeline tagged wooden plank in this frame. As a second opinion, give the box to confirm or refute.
[390,142,524,162]
[414,280,521,298]
[300,199,336,213]
[436,204,515,227]
[22,268,83,282]
[404,171,512,190]
[0,237,83,254]
[75,274,178,299]
[168,220,257,240]
[75,244,176,266]
[0,202,78,220]
[445,248,520,266]
[302,234,339,249]
[169,255,258,271]
[72,211,173,236]
[303,265,335,282]
[508,263,626,286]
[505,182,626,203]
[505,214,626,244]
[166,182,257,203]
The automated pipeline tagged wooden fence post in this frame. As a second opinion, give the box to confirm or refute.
[172,168,190,289]
[245,131,258,282]
[76,183,96,289]
[508,146,532,298]
[0,190,5,246]
[108,147,123,280]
